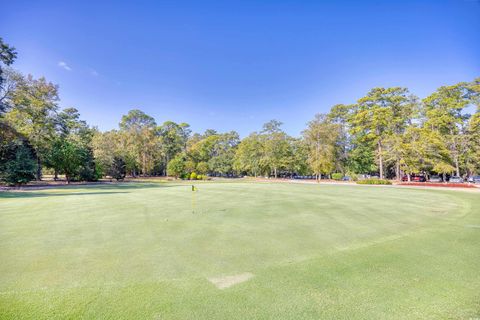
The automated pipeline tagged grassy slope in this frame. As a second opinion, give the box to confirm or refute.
[0,182,479,319]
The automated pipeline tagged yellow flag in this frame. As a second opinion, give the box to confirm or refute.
[192,185,197,192]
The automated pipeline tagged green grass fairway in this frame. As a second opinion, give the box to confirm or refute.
[1,182,479,319]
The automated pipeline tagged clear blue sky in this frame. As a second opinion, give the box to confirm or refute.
[2,0,479,136]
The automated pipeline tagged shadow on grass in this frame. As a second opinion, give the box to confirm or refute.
[0,191,133,199]
[71,183,186,191]
[0,182,186,199]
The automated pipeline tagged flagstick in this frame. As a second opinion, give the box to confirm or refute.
[192,190,195,213]
[191,185,196,213]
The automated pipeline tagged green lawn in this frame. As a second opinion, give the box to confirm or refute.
[0,182,479,319]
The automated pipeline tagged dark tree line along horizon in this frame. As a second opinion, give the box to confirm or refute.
[1,37,479,185]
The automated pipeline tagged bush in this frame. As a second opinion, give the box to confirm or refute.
[108,156,126,181]
[331,173,343,180]
[356,179,392,185]
[79,151,99,181]
[185,160,196,174]
[1,145,37,186]
[167,155,185,178]
[190,172,197,180]
[196,162,209,175]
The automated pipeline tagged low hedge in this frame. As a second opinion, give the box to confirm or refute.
[331,173,343,181]
[356,178,392,185]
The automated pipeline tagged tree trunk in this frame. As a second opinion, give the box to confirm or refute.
[451,130,460,177]
[36,156,42,181]
[54,169,58,181]
[274,167,277,179]
[395,162,400,181]
[454,157,460,177]
[407,174,411,182]
[378,141,384,179]
[164,155,169,176]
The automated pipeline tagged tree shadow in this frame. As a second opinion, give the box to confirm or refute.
[0,191,132,199]
[66,182,183,191]
[0,182,188,199]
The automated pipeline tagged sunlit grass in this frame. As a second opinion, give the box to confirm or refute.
[0,182,479,319]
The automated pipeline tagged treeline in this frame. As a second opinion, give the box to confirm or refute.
[1,38,479,185]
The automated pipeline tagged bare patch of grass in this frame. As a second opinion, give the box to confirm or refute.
[208,272,254,289]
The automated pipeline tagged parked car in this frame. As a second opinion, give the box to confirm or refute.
[402,174,426,182]
[412,175,426,182]
[342,176,351,181]
[429,175,443,183]
[467,175,480,184]
[449,176,463,183]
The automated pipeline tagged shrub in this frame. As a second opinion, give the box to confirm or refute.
[167,155,185,178]
[108,156,126,181]
[331,173,343,180]
[356,179,392,185]
[190,172,197,180]
[196,162,209,175]
[185,160,196,174]
[1,145,37,186]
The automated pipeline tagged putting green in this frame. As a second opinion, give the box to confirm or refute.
[0,182,479,319]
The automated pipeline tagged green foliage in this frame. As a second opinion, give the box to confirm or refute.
[0,123,35,185]
[349,87,416,179]
[0,38,17,67]
[119,109,158,176]
[0,144,36,185]
[331,173,343,180]
[167,155,185,178]
[119,109,156,131]
[423,83,473,177]
[466,96,480,174]
[233,133,264,176]
[260,120,292,178]
[196,161,209,175]
[109,156,126,180]
[48,138,82,183]
[3,73,59,179]
[45,108,97,183]
[190,172,197,180]
[356,179,392,185]
[158,121,191,175]
[0,68,22,114]
[184,160,196,174]
[303,114,341,177]
[0,38,17,108]
[188,130,239,176]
